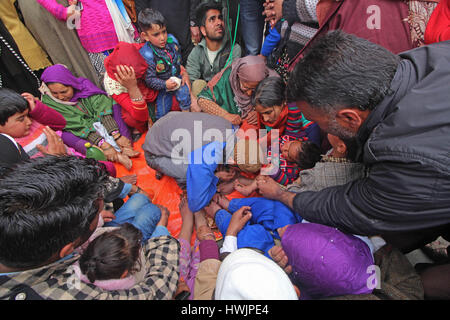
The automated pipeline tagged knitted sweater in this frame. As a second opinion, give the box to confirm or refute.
[37,0,119,53]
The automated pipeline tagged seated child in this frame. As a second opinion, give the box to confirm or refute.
[74,204,172,291]
[138,8,191,120]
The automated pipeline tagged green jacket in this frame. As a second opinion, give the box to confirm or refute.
[197,66,240,115]
[186,37,241,83]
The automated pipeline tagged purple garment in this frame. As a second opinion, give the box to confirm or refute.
[60,104,132,154]
[40,64,106,102]
[281,223,374,299]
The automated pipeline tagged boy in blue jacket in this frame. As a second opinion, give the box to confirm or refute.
[138,8,191,119]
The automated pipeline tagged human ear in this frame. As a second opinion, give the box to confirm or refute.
[200,26,207,38]
[140,31,149,42]
[335,108,365,131]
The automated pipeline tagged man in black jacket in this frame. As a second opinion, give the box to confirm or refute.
[257,30,450,299]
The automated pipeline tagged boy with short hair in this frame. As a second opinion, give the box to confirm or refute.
[0,88,67,167]
[138,8,191,120]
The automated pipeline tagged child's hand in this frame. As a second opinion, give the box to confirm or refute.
[114,65,138,89]
[165,79,178,91]
[68,0,78,5]
[21,92,37,111]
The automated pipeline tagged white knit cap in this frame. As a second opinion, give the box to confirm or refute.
[215,248,298,300]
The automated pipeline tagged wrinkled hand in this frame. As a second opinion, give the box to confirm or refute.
[255,175,283,200]
[114,65,138,90]
[226,206,252,236]
[224,113,242,126]
[21,92,38,112]
[245,110,259,125]
[37,126,67,156]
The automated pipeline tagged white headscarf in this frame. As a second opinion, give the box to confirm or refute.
[215,248,298,300]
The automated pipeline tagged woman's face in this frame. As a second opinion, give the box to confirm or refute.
[255,104,283,124]
[239,79,260,97]
[47,83,74,102]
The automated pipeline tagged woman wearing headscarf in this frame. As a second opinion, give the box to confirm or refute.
[40,64,140,170]
[197,55,278,129]
[103,42,158,136]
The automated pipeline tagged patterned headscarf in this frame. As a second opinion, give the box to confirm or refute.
[229,55,278,117]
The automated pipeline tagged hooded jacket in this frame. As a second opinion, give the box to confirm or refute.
[293,40,450,235]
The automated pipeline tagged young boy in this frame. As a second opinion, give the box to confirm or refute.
[138,8,191,120]
[0,88,66,167]
[286,134,367,193]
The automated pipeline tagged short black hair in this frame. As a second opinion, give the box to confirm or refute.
[251,76,285,108]
[196,0,223,26]
[287,30,400,113]
[0,88,29,126]
[296,141,322,169]
[0,156,109,269]
[138,8,166,32]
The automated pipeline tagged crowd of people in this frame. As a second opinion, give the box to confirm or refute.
[0,0,449,301]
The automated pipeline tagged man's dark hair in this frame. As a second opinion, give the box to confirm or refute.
[287,30,401,112]
[251,76,285,108]
[138,8,166,32]
[0,88,29,126]
[0,156,109,269]
[296,141,322,169]
[196,0,223,27]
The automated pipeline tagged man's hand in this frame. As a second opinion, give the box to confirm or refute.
[255,175,284,199]
[37,126,67,156]
[226,206,252,236]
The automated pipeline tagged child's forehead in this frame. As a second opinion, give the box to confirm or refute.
[147,24,166,33]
